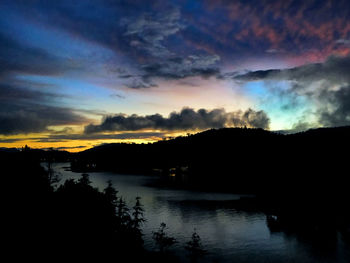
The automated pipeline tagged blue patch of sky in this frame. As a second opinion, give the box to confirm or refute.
[15,74,139,116]
[0,7,115,61]
[243,80,312,130]
[16,75,108,105]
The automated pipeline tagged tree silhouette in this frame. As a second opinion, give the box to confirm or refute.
[152,223,177,253]
[104,180,118,208]
[131,196,146,246]
[132,197,146,230]
[116,197,130,227]
[185,229,207,263]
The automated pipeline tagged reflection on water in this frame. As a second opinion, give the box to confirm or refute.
[52,163,350,263]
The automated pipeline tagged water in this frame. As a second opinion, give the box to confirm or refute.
[51,163,350,263]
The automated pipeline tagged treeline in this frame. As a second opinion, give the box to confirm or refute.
[1,145,72,162]
[2,150,206,262]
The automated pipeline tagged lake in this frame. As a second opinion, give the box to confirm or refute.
[52,163,350,263]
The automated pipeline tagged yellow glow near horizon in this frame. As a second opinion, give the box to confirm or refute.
[0,138,161,152]
[0,130,193,152]
[0,126,273,152]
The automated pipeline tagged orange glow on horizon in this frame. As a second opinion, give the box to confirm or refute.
[0,130,195,152]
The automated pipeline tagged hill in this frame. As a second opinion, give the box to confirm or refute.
[72,126,349,194]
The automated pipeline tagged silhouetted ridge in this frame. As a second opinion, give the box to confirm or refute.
[71,126,349,197]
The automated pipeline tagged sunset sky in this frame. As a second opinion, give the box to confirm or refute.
[1,0,350,151]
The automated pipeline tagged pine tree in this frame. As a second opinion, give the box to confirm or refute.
[132,197,145,230]
[116,197,130,227]
[104,180,118,208]
[131,197,146,246]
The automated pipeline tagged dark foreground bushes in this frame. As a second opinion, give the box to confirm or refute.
[2,149,185,262]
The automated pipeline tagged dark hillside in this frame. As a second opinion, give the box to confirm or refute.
[73,127,349,194]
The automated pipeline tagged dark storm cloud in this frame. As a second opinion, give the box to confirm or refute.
[234,55,350,127]
[0,82,66,102]
[0,104,89,135]
[0,110,47,135]
[84,108,270,134]
[0,82,90,135]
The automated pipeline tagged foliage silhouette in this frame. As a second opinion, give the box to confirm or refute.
[1,149,180,262]
[104,180,118,208]
[131,196,146,245]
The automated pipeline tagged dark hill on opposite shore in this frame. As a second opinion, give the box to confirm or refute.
[72,126,349,194]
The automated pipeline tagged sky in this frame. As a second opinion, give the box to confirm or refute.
[1,0,350,151]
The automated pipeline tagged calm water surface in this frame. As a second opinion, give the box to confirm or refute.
[52,163,350,263]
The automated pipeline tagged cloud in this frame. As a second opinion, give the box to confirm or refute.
[120,8,221,84]
[123,8,185,58]
[124,78,158,89]
[265,49,285,54]
[335,39,350,46]
[84,108,270,134]
[5,132,167,143]
[0,82,90,135]
[110,93,126,99]
[0,132,166,144]
[1,1,221,87]
[5,0,350,72]
[239,109,271,129]
[142,55,221,80]
[203,0,350,61]
[121,54,221,88]
[317,85,350,127]
[46,146,87,151]
[0,29,90,134]
[0,33,77,76]
[0,105,90,135]
[234,55,350,127]
[234,55,350,84]
[0,110,50,135]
